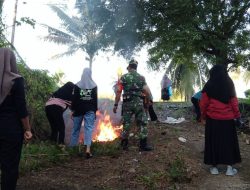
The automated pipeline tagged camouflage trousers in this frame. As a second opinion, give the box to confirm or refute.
[121,98,148,139]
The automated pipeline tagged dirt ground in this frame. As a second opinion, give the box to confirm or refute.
[16,103,250,190]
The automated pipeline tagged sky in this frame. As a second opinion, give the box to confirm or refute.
[3,0,250,100]
[3,0,166,101]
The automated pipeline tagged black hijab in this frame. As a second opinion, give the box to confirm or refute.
[202,64,236,104]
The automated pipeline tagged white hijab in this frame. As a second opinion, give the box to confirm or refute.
[76,68,97,89]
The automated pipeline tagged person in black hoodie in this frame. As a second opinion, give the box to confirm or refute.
[0,48,32,190]
[69,68,98,159]
[45,82,74,144]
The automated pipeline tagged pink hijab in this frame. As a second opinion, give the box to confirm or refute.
[0,48,21,104]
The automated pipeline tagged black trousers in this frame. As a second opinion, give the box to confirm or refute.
[45,105,65,144]
[191,97,201,121]
[0,136,23,190]
[148,105,158,121]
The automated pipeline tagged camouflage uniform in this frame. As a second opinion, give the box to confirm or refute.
[120,70,148,139]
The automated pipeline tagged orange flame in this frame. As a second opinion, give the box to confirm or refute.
[93,111,122,142]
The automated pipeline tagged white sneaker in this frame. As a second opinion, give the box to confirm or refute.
[226,166,238,176]
[210,167,219,175]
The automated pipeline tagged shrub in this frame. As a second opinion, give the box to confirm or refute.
[244,89,250,98]
[17,63,59,140]
[167,156,189,183]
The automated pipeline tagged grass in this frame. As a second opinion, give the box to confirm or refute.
[137,172,167,189]
[19,139,122,175]
[91,138,121,157]
[20,141,70,174]
[167,156,189,183]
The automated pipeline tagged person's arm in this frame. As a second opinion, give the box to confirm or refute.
[113,78,123,113]
[199,92,209,120]
[143,84,152,101]
[21,116,32,140]
[230,97,241,118]
[113,90,122,113]
[95,87,98,112]
[70,86,77,112]
[13,78,32,140]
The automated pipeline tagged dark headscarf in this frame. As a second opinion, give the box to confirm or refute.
[0,48,21,105]
[202,64,236,104]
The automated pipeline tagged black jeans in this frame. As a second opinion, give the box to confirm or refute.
[45,105,65,144]
[0,136,23,190]
[191,97,201,121]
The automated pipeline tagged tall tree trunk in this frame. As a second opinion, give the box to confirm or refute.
[89,55,93,71]
[11,0,18,45]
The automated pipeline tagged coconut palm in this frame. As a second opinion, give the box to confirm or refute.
[243,70,250,85]
[43,0,112,70]
[166,55,210,101]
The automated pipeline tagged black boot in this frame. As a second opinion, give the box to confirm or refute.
[139,138,153,151]
[121,139,129,150]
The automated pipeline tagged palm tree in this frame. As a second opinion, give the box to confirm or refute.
[166,55,210,101]
[43,0,112,70]
[243,70,250,85]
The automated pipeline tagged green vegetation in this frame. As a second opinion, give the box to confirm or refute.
[19,142,70,175]
[244,89,250,98]
[91,139,121,157]
[239,98,250,118]
[167,156,189,183]
[20,139,122,175]
[44,0,113,70]
[138,172,167,189]
[17,63,59,140]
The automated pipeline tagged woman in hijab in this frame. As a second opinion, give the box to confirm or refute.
[69,68,98,159]
[200,64,241,176]
[0,48,32,190]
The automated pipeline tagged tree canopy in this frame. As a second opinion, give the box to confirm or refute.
[43,0,113,70]
[140,0,250,70]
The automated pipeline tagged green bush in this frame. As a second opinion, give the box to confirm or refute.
[244,89,250,98]
[17,63,59,140]
[167,156,188,183]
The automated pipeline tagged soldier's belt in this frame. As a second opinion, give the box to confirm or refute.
[122,94,144,102]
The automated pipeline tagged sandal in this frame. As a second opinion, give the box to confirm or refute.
[85,152,93,159]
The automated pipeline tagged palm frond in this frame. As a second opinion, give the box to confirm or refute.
[43,25,76,45]
[50,48,79,60]
[243,70,250,84]
[49,5,83,38]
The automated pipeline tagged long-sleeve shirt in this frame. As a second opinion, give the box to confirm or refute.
[45,82,74,110]
[0,78,28,137]
[200,92,240,120]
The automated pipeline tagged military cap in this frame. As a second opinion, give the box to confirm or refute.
[129,59,138,65]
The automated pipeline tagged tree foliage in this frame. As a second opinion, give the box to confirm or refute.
[43,0,113,70]
[141,0,250,70]
[17,63,59,140]
[167,55,209,100]
[0,0,5,47]
[102,0,145,58]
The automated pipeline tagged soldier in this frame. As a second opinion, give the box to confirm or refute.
[113,59,153,151]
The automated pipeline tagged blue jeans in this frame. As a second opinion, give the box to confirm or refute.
[69,111,95,146]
